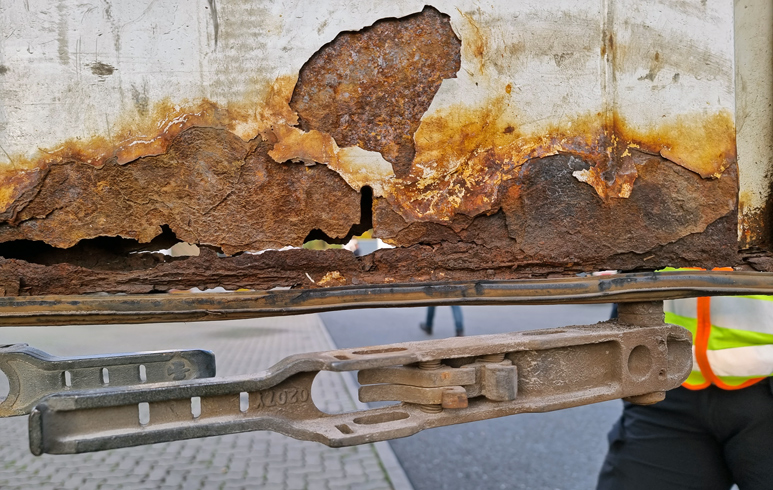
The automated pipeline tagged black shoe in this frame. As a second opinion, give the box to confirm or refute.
[419,322,432,335]
[455,330,464,337]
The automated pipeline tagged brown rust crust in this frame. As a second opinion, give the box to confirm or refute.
[377,151,737,264]
[290,6,461,178]
[381,100,736,226]
[739,181,773,251]
[0,72,300,216]
[0,130,360,255]
[0,213,740,297]
[503,152,737,262]
[0,7,747,291]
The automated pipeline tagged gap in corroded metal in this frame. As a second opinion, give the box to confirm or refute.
[0,225,207,271]
[303,185,373,246]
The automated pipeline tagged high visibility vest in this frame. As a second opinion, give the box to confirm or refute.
[664,295,773,390]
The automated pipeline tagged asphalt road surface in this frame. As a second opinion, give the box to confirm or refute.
[322,304,621,490]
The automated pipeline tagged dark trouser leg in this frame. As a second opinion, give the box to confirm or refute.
[425,307,436,328]
[717,379,773,490]
[450,305,463,334]
[597,387,733,490]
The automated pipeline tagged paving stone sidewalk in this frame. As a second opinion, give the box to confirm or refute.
[0,315,407,490]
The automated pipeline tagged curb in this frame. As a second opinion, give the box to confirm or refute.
[316,314,415,490]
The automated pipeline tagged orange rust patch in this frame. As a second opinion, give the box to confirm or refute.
[573,159,638,200]
[0,166,47,216]
[269,126,339,167]
[268,126,395,195]
[739,191,772,250]
[317,270,347,287]
[0,73,299,177]
[385,99,609,222]
[380,99,736,222]
[289,6,461,178]
[616,110,736,179]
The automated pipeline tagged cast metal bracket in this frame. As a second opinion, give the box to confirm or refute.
[0,344,216,417]
[29,313,691,455]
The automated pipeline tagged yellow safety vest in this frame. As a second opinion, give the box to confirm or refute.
[665,295,773,390]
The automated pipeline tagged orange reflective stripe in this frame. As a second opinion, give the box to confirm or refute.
[675,267,766,390]
[693,297,714,383]
[691,296,765,390]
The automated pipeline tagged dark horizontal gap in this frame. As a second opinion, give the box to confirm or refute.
[0,225,183,271]
[303,185,373,246]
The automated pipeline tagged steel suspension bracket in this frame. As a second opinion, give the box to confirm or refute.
[29,313,692,455]
[0,344,216,417]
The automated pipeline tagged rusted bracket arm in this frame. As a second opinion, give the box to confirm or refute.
[29,320,692,455]
[0,344,216,417]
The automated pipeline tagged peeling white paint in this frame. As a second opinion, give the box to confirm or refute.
[0,0,761,229]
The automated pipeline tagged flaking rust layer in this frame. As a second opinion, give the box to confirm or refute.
[0,2,751,295]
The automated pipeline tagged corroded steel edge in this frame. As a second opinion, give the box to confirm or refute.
[2,271,772,326]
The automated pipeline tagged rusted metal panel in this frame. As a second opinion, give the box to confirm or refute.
[0,0,766,295]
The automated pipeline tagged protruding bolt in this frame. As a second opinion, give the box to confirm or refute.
[617,301,664,327]
[477,353,506,363]
[418,403,443,413]
[417,360,444,412]
[418,360,442,370]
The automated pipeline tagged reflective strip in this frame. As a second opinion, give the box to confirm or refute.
[705,345,773,378]
[683,370,709,389]
[710,296,773,335]
[741,295,773,302]
[664,299,697,318]
[707,325,773,351]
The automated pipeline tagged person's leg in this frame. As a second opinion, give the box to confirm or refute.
[716,380,773,490]
[597,387,733,490]
[450,305,463,336]
[420,307,435,334]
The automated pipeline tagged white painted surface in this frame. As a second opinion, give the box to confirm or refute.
[0,0,758,227]
[735,0,773,243]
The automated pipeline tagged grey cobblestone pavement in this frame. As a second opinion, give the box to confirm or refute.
[0,315,406,490]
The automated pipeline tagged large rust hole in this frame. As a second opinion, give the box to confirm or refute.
[303,185,373,246]
[0,225,200,271]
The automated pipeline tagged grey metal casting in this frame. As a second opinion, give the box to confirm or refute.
[0,344,216,417]
[29,314,691,455]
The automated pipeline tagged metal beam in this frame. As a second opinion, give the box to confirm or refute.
[1,271,772,326]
